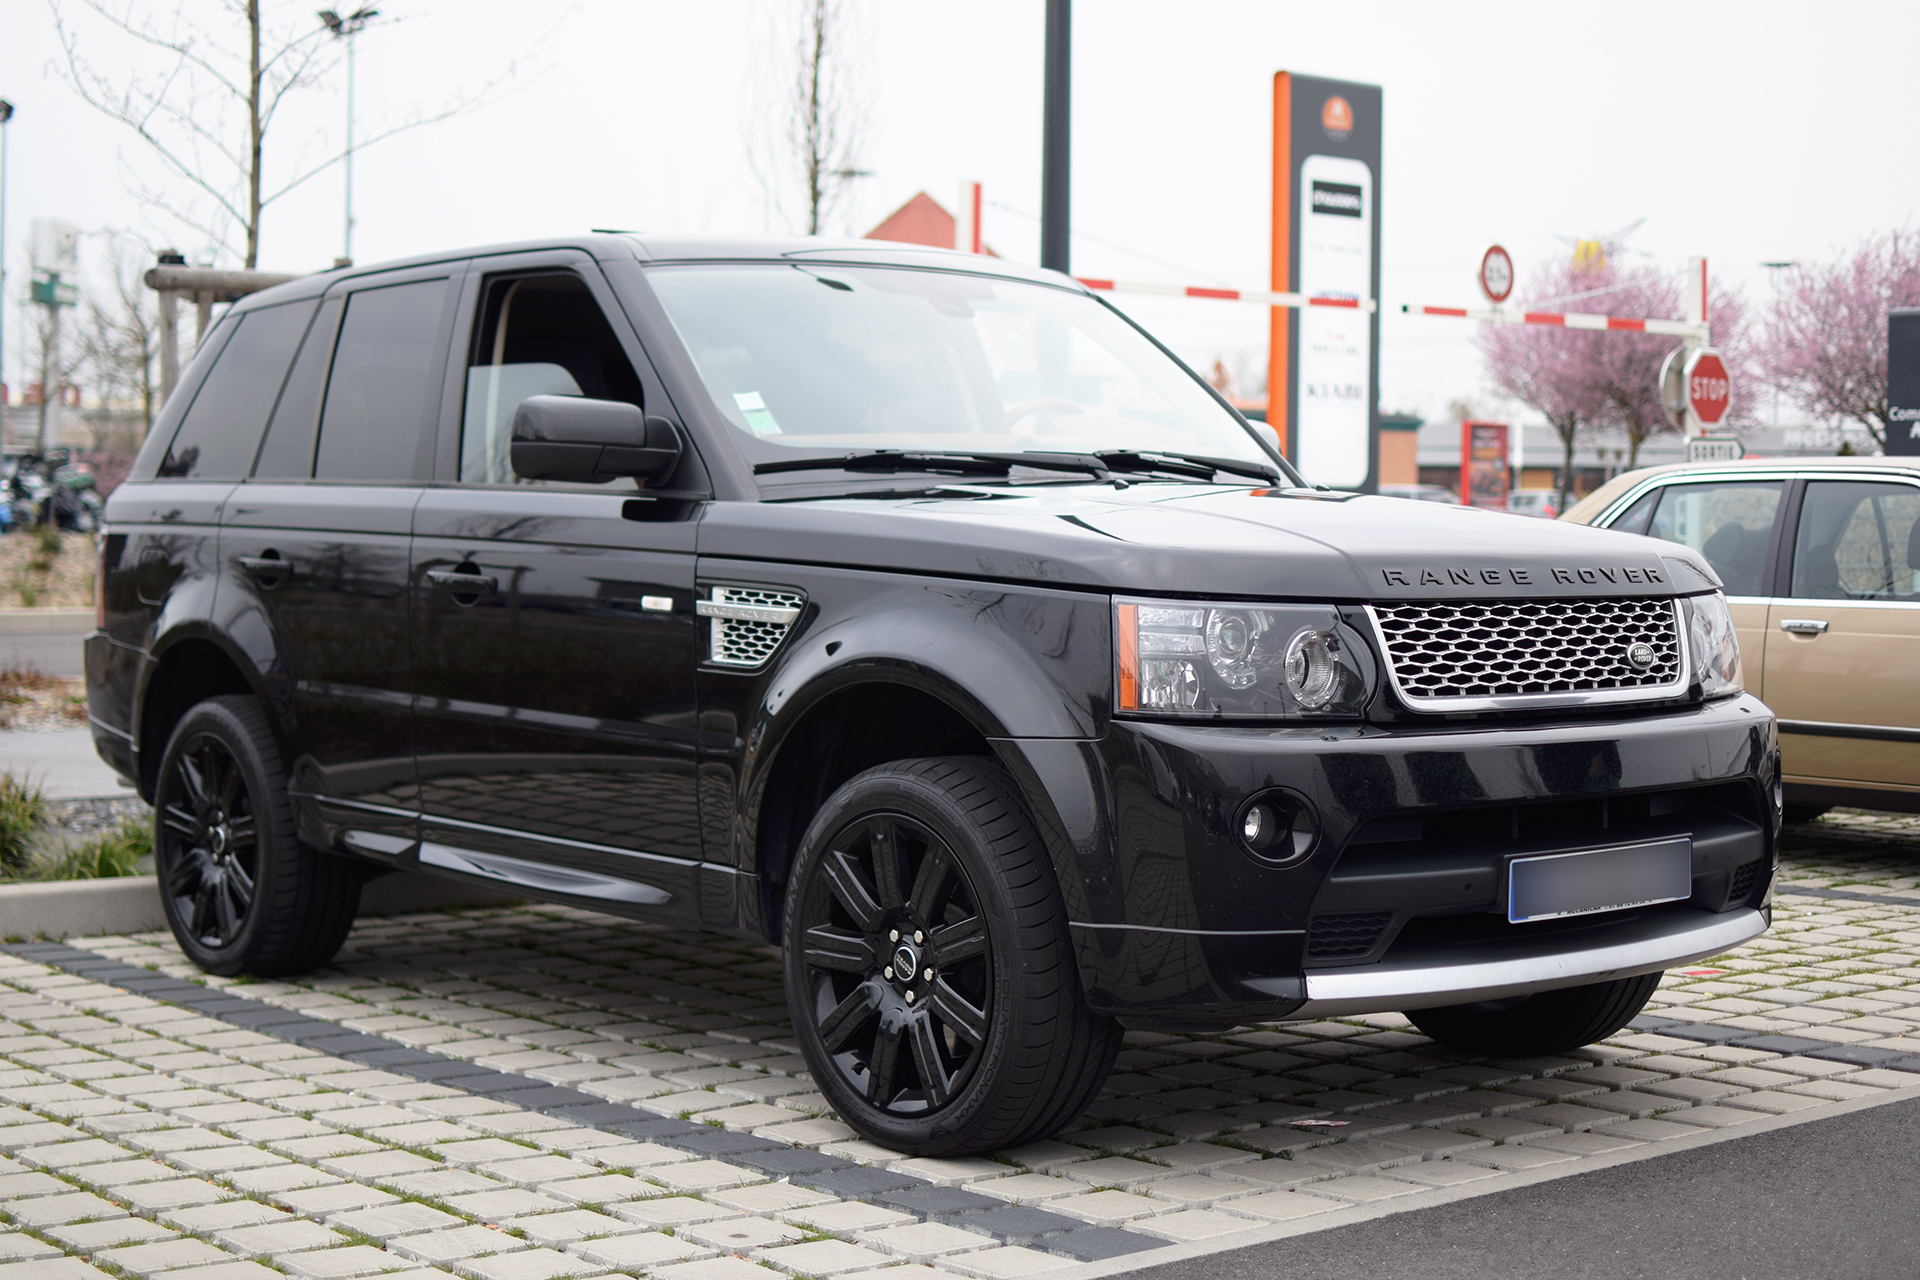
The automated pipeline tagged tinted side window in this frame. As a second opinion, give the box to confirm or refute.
[253,296,343,478]
[157,301,316,479]
[1791,480,1920,601]
[1645,481,1783,597]
[460,273,644,484]
[314,279,450,481]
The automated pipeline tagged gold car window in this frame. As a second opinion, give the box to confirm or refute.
[1791,480,1920,601]
[1645,482,1784,597]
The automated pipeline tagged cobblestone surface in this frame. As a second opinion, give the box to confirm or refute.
[0,811,1915,1278]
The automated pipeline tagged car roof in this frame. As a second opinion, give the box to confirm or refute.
[228,233,1082,313]
[1561,455,1920,524]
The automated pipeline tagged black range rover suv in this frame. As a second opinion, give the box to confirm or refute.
[87,236,1778,1155]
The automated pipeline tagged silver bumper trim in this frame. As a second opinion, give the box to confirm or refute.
[1275,907,1768,1018]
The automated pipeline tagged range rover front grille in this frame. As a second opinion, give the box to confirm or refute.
[1369,596,1683,709]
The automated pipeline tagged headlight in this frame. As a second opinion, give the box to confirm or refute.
[1116,598,1374,717]
[1682,591,1743,698]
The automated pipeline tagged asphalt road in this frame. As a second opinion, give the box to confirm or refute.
[1131,1096,1920,1280]
[0,627,85,677]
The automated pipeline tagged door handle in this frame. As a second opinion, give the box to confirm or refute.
[235,555,293,587]
[1779,618,1829,635]
[425,568,498,596]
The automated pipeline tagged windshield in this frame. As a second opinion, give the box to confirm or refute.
[646,263,1275,471]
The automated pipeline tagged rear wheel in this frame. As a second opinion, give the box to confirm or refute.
[1782,804,1830,825]
[782,757,1119,1155]
[154,696,363,976]
[1405,971,1662,1058]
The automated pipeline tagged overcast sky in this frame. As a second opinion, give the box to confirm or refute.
[4,0,1917,428]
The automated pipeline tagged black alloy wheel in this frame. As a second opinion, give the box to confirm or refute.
[158,731,260,949]
[782,757,1122,1156]
[153,696,364,976]
[796,811,993,1116]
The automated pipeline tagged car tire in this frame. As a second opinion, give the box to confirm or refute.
[1782,804,1830,826]
[1404,971,1663,1058]
[782,756,1120,1156]
[153,696,363,977]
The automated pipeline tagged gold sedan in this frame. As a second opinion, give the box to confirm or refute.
[1565,458,1920,822]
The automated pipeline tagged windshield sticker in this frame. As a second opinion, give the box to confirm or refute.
[733,391,783,437]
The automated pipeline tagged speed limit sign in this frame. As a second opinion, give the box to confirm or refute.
[1479,245,1514,304]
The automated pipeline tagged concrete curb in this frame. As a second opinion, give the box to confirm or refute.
[0,871,519,940]
[0,609,94,635]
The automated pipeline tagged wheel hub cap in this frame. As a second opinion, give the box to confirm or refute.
[891,941,919,982]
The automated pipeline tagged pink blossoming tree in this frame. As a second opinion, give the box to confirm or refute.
[1481,258,1749,511]
[1759,229,1920,448]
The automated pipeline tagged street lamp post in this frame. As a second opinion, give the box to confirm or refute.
[319,8,379,267]
[0,100,14,428]
[1761,260,1797,429]
[1039,0,1070,275]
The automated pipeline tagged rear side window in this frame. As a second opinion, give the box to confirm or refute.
[253,296,342,478]
[314,279,450,481]
[1791,480,1920,600]
[1644,481,1784,597]
[157,301,317,479]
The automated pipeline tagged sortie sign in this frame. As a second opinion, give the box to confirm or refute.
[1684,348,1731,428]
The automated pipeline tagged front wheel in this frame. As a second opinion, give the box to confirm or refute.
[782,757,1120,1156]
[154,696,363,976]
[1405,971,1663,1058]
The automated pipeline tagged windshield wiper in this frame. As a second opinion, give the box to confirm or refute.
[754,450,1114,480]
[752,448,1284,486]
[1096,450,1283,484]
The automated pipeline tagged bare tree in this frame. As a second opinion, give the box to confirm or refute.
[752,0,868,235]
[51,0,552,269]
[11,287,85,450]
[75,241,159,445]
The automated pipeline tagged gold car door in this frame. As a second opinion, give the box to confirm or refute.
[1764,478,1920,794]
[1630,479,1786,699]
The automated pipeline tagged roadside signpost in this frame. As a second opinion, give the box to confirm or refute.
[1684,348,1731,429]
[1479,245,1514,305]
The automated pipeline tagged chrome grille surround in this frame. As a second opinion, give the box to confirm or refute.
[1367,596,1688,713]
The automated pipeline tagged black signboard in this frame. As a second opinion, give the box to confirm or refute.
[1890,309,1920,455]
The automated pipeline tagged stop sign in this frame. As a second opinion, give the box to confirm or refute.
[1684,348,1732,426]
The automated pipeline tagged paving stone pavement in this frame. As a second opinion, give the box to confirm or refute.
[0,810,1917,1279]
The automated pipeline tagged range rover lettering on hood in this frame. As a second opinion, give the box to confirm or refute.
[1382,564,1666,589]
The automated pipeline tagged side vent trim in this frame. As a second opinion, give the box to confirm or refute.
[697,585,804,668]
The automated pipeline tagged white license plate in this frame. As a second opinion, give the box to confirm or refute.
[1507,836,1694,924]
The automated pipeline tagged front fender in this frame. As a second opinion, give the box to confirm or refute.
[697,559,1113,933]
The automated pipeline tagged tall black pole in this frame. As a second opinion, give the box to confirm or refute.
[1040,0,1070,274]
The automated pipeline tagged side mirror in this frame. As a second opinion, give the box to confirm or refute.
[509,396,683,484]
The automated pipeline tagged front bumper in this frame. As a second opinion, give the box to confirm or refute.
[1013,693,1778,1029]
[1273,904,1769,1017]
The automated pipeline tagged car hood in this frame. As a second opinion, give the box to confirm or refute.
[697,483,1719,599]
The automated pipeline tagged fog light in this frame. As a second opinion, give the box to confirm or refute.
[1238,792,1319,865]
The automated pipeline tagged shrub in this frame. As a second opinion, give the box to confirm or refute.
[30,818,150,881]
[0,775,50,872]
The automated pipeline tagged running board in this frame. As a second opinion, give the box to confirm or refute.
[418,842,674,906]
